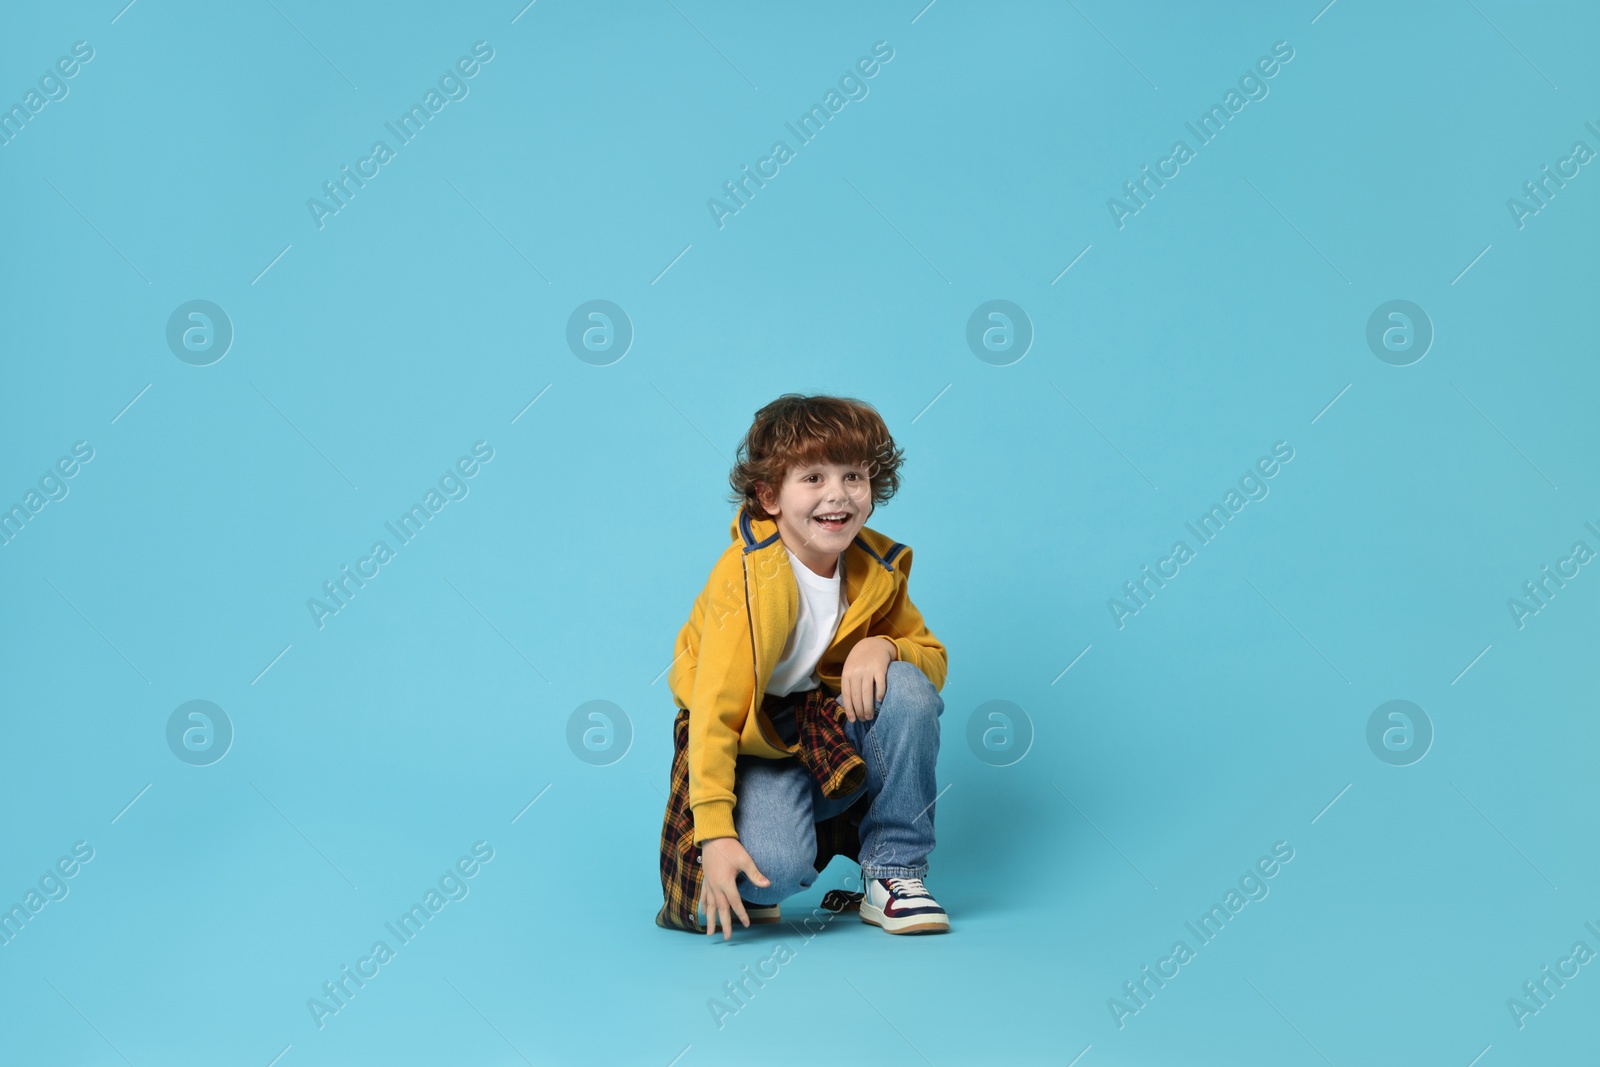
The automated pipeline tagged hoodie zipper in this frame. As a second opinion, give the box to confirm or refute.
[741,551,767,743]
[742,551,757,695]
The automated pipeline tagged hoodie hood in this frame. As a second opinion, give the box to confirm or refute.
[731,506,907,573]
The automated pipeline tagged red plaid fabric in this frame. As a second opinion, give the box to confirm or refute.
[655,687,868,933]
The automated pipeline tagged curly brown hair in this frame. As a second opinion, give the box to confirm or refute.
[727,393,905,520]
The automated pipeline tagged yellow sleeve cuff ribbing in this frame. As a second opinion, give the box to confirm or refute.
[692,801,738,846]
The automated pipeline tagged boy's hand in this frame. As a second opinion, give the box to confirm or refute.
[698,836,769,941]
[838,636,897,723]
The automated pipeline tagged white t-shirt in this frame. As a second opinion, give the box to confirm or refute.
[765,547,849,698]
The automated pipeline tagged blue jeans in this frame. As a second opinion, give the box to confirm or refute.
[732,660,943,904]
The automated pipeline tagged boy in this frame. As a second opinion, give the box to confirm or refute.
[663,393,951,939]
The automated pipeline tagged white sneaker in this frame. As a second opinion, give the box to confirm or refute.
[859,877,950,934]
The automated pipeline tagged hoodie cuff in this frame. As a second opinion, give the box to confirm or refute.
[691,801,738,846]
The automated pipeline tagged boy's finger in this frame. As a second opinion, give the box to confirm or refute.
[742,858,770,887]
[707,889,726,937]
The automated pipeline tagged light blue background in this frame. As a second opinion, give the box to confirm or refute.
[2,1,1597,1064]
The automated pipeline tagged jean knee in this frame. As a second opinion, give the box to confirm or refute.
[736,838,817,900]
[885,660,942,718]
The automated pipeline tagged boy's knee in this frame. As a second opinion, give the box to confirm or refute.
[885,660,942,716]
[736,842,818,900]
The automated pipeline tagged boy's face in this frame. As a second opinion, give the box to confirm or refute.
[756,459,874,578]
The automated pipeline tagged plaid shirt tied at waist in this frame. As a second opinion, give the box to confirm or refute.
[655,686,868,933]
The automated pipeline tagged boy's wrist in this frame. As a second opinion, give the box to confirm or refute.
[879,636,899,660]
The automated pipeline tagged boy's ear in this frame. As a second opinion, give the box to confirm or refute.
[754,480,777,516]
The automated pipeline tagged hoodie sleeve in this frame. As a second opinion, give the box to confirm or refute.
[684,551,755,844]
[872,549,948,691]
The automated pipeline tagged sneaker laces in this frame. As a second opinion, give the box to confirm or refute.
[886,877,931,899]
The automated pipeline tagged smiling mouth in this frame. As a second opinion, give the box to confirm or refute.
[812,512,851,531]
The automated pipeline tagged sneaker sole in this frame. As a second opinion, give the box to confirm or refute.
[695,906,781,930]
[859,903,949,934]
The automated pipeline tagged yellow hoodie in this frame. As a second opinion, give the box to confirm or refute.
[668,507,948,845]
